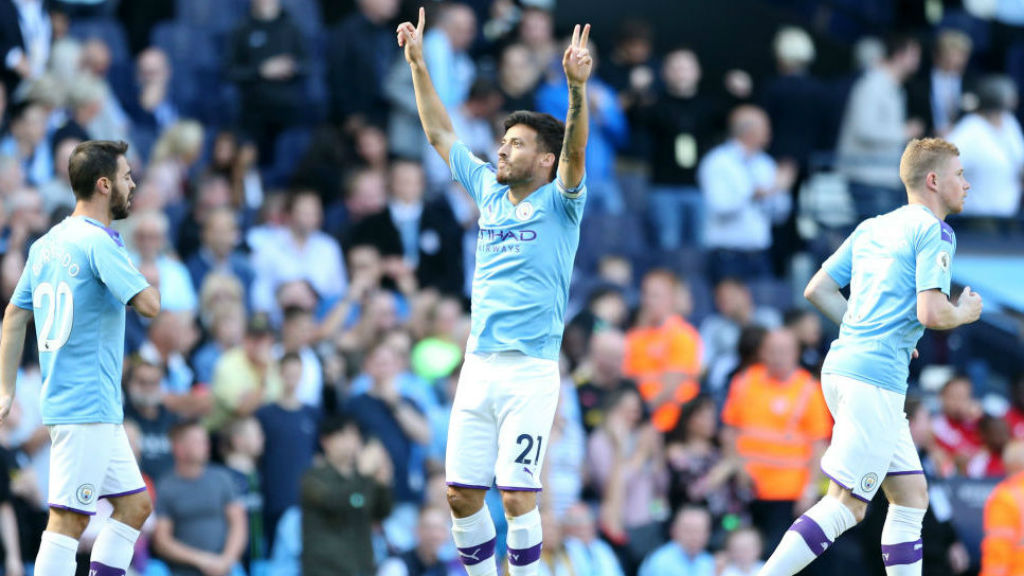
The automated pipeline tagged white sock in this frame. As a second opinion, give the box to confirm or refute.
[506,507,542,576]
[89,518,141,575]
[451,504,498,576]
[760,497,857,576]
[881,505,926,576]
[34,531,79,576]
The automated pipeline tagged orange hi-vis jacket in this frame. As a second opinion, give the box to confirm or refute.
[981,471,1024,576]
[623,315,702,432]
[722,364,832,501]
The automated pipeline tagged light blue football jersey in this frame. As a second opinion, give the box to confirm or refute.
[449,141,586,361]
[11,216,149,425]
[821,204,956,394]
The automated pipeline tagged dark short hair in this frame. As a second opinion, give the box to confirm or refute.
[503,111,565,180]
[319,413,360,439]
[284,188,320,214]
[280,351,302,366]
[68,140,129,201]
[884,33,919,59]
[168,419,205,443]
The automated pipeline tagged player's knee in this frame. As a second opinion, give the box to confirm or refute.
[115,491,154,529]
[447,486,485,518]
[848,500,868,523]
[499,490,537,517]
[48,507,91,539]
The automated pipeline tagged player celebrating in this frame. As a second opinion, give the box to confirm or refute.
[760,138,983,576]
[0,140,161,576]
[397,7,591,576]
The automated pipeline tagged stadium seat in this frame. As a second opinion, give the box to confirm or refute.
[261,127,313,188]
[68,17,131,66]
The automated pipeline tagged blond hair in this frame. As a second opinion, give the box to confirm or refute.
[898,138,960,190]
[935,29,972,58]
[151,120,204,164]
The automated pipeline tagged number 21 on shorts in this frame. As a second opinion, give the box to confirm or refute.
[514,434,543,465]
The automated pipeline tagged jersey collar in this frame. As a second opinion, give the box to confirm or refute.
[78,216,125,248]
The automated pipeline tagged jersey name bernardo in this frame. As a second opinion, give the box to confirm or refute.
[33,240,81,278]
[477,199,539,255]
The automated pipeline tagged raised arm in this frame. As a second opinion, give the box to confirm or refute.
[558,24,593,190]
[397,7,458,166]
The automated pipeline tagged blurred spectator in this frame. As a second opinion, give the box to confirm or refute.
[347,340,430,525]
[603,19,658,114]
[587,387,668,571]
[174,172,235,259]
[0,0,52,95]
[533,509,579,576]
[185,206,255,300]
[932,374,984,475]
[637,506,714,576]
[221,417,268,574]
[700,277,782,399]
[574,328,637,434]
[37,133,79,215]
[209,313,283,431]
[664,396,749,537]
[423,78,502,196]
[251,189,347,315]
[153,420,247,576]
[837,34,923,220]
[563,285,629,369]
[623,269,702,432]
[698,104,793,282]
[782,308,825,377]
[127,47,179,162]
[226,0,310,161]
[77,38,133,145]
[207,130,264,212]
[561,502,625,576]
[192,279,246,382]
[332,167,388,245]
[517,5,557,73]
[0,101,51,185]
[541,384,586,517]
[1005,373,1024,440]
[351,159,464,295]
[908,29,974,137]
[536,40,629,215]
[142,119,204,211]
[123,356,179,481]
[377,505,461,576]
[981,441,1024,576]
[255,351,320,554]
[948,75,1024,220]
[761,26,828,170]
[967,414,1010,478]
[52,73,105,145]
[719,526,764,576]
[497,43,542,114]
[326,0,400,129]
[638,47,719,250]
[130,209,198,313]
[275,305,324,408]
[138,311,205,417]
[301,414,393,576]
[722,329,830,553]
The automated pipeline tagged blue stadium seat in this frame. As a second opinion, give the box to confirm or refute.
[68,17,131,67]
[282,0,323,37]
[151,21,224,122]
[175,0,248,36]
[261,127,313,188]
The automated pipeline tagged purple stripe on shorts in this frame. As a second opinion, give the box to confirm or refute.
[49,503,96,516]
[447,481,491,491]
[886,470,925,477]
[496,485,542,492]
[790,515,832,557]
[820,467,871,503]
[457,537,496,566]
[99,486,148,500]
[881,539,923,566]
[508,542,543,566]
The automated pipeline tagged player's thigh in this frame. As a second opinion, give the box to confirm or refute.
[819,375,903,503]
[882,422,929,509]
[49,423,117,515]
[445,354,499,489]
[101,425,151,528]
[494,356,560,491]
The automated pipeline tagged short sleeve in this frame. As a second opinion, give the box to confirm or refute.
[555,172,587,225]
[822,233,854,287]
[90,235,149,305]
[11,261,33,310]
[449,141,495,205]
[219,468,242,504]
[915,222,954,297]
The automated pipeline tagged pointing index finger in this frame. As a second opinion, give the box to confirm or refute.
[580,24,590,50]
[417,6,425,34]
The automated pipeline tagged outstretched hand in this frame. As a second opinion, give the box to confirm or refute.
[563,24,593,86]
[397,6,426,65]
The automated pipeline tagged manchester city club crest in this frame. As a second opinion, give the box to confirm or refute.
[515,201,534,221]
[860,472,879,493]
[76,484,96,505]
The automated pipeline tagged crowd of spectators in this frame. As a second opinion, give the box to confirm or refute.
[1,0,1024,575]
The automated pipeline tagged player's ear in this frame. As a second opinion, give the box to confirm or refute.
[540,151,556,169]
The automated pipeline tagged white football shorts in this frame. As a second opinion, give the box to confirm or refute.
[819,374,923,503]
[49,423,147,515]
[446,351,560,491]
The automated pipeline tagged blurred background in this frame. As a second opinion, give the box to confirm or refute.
[0,0,1023,575]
